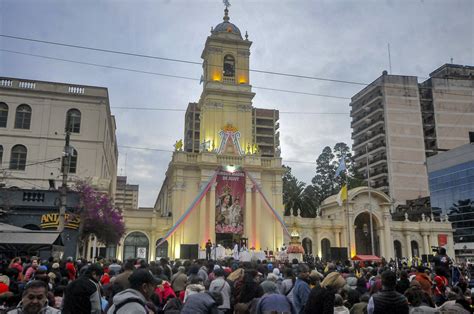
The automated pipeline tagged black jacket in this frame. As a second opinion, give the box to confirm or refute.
[372,289,409,314]
[305,286,337,314]
[62,276,101,314]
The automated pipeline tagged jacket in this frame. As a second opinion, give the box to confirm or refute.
[256,293,296,314]
[62,276,101,314]
[368,289,409,314]
[170,271,187,292]
[7,303,61,314]
[293,279,311,314]
[304,286,336,314]
[106,288,148,314]
[181,291,219,314]
[209,277,231,309]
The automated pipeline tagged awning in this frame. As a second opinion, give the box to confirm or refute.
[0,231,63,245]
[352,254,382,261]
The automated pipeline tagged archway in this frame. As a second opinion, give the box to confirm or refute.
[411,240,419,257]
[321,238,331,261]
[302,238,312,255]
[394,240,402,259]
[123,232,149,261]
[354,213,380,256]
[156,238,168,259]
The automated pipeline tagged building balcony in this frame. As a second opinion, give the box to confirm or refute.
[351,109,384,128]
[352,120,385,139]
[353,133,385,151]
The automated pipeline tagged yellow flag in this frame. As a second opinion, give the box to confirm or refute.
[337,184,347,206]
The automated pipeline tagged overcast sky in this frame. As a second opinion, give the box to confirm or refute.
[1,0,473,207]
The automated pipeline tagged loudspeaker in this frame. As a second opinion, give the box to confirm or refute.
[422,254,435,263]
[330,247,348,261]
[180,244,199,260]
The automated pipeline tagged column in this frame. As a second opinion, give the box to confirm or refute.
[348,213,355,257]
[405,233,411,258]
[383,213,392,259]
[255,185,262,250]
[422,233,429,255]
[245,185,253,248]
[209,183,216,243]
[199,182,207,248]
[335,230,341,247]
[315,228,321,258]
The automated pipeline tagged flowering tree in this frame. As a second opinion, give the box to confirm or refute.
[74,181,125,244]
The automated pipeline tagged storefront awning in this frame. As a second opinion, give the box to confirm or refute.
[351,254,381,261]
[0,231,63,246]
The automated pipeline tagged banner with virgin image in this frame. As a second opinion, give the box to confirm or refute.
[215,170,245,234]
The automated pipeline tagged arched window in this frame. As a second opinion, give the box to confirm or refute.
[10,145,27,170]
[0,102,8,127]
[15,104,32,129]
[223,55,235,77]
[394,240,402,259]
[302,238,312,255]
[411,240,419,257]
[66,109,81,133]
[123,232,149,261]
[156,238,168,259]
[321,238,331,261]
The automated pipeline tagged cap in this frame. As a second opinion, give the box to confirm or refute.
[128,269,160,287]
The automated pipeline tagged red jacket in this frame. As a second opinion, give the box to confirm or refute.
[66,262,76,281]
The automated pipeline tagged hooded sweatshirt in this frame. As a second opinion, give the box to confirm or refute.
[106,288,148,314]
[181,292,218,314]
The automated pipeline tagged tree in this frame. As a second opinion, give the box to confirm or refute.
[74,182,125,245]
[282,166,306,216]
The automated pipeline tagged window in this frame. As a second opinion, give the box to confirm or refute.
[0,102,8,127]
[0,145,3,166]
[62,148,78,174]
[123,232,149,261]
[223,55,235,77]
[66,109,81,133]
[14,104,31,129]
[10,145,27,170]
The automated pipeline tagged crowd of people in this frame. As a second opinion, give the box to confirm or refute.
[0,248,472,314]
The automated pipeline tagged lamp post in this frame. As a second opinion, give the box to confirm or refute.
[366,144,375,256]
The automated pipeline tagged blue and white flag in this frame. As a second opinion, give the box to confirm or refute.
[335,155,347,178]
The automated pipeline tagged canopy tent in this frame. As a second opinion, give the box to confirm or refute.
[351,254,382,261]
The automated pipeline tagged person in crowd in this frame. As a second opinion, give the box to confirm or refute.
[183,275,206,302]
[234,269,264,313]
[432,248,452,279]
[107,269,159,314]
[181,290,222,313]
[255,280,295,314]
[433,267,449,306]
[396,270,411,295]
[334,293,350,314]
[24,258,39,282]
[6,280,60,314]
[414,267,433,297]
[206,239,213,261]
[8,258,23,280]
[65,257,76,282]
[404,287,438,313]
[160,258,173,281]
[108,259,121,275]
[52,285,65,310]
[293,263,311,314]
[209,267,231,313]
[368,270,409,314]
[170,266,188,295]
[62,263,103,314]
[350,293,370,314]
[114,259,135,290]
[305,270,346,314]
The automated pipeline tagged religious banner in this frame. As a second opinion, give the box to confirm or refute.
[438,234,448,247]
[215,170,245,234]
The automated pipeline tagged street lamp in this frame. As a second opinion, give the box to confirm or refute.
[365,143,375,256]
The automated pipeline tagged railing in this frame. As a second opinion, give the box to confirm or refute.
[186,154,198,162]
[68,86,85,94]
[0,79,13,87]
[223,76,235,84]
[19,81,36,89]
[217,155,243,165]
[261,159,272,168]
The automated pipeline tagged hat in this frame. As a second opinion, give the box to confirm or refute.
[267,263,273,271]
[261,280,278,294]
[38,265,48,272]
[0,275,10,286]
[272,268,280,276]
[52,263,60,269]
[346,276,357,289]
[310,270,324,281]
[321,272,346,290]
[128,269,160,287]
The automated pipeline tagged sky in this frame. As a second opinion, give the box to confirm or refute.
[1,0,473,207]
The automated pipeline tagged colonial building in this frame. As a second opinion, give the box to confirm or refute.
[0,77,118,196]
[286,187,455,260]
[119,7,286,261]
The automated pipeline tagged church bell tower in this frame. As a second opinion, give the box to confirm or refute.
[198,5,255,154]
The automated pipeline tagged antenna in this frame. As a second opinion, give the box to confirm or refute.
[387,43,392,74]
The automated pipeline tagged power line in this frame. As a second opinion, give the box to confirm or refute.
[0,34,368,86]
[0,49,351,100]
[118,145,316,165]
[0,157,61,171]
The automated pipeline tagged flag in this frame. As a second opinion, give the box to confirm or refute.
[337,184,347,206]
[335,155,347,178]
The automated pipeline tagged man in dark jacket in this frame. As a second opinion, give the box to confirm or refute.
[62,264,103,314]
[181,291,222,314]
[367,270,409,314]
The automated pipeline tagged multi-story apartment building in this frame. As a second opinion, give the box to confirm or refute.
[351,64,474,206]
[0,77,118,195]
[184,104,280,157]
[115,176,139,210]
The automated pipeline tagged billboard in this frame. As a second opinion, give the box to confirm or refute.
[215,170,245,234]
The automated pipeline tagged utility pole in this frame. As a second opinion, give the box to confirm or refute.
[58,130,70,233]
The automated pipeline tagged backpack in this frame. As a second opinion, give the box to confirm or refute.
[112,297,146,314]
